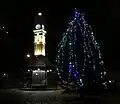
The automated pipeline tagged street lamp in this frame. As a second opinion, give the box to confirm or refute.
[26,54,30,58]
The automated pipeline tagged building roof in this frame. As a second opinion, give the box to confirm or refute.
[28,55,53,68]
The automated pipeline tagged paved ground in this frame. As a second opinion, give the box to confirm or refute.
[0,89,64,104]
[0,89,120,104]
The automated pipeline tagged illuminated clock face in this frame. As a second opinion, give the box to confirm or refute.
[35,24,41,29]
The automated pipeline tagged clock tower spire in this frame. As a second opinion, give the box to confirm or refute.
[33,12,46,56]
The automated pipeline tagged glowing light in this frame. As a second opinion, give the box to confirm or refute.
[28,69,30,72]
[38,12,42,16]
[41,70,45,72]
[109,80,112,83]
[35,73,38,75]
[42,25,44,29]
[33,70,38,73]
[26,54,30,58]
[104,71,107,75]
[33,70,46,73]
[4,73,6,76]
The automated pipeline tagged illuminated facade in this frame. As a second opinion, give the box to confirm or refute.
[33,14,47,56]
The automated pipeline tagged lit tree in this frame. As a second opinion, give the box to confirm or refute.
[55,8,106,90]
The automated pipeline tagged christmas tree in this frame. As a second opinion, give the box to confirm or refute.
[55,8,107,90]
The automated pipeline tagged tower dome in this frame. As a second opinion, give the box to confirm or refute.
[34,10,46,25]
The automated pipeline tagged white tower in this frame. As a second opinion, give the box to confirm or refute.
[33,12,47,56]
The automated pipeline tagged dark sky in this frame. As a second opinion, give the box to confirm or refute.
[0,1,119,72]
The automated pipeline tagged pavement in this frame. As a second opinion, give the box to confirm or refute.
[20,87,62,91]
[0,88,120,104]
[0,88,63,104]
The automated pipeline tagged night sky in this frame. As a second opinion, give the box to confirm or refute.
[0,1,119,73]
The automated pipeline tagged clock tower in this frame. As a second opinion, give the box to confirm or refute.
[33,12,47,56]
[26,10,56,89]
